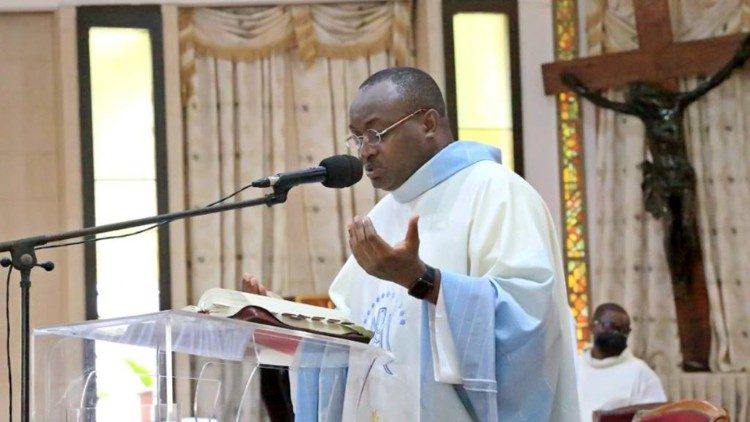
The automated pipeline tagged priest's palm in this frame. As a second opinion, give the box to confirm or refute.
[240,215,427,296]
[347,215,426,288]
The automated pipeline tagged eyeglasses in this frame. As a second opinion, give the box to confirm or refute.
[345,108,428,151]
[594,320,632,335]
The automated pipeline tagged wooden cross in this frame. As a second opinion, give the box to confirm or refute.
[542,0,748,371]
[542,0,747,94]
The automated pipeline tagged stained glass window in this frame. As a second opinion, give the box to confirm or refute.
[553,0,591,349]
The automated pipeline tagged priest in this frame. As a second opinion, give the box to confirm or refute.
[244,67,579,421]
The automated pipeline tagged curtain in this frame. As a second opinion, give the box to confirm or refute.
[179,3,414,419]
[586,0,750,373]
[181,1,413,300]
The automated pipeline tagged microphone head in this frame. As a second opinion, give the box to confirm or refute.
[319,155,363,188]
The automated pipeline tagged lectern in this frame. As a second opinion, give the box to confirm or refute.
[32,310,390,421]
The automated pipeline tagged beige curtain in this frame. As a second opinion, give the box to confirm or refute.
[586,0,750,417]
[181,2,413,302]
[179,3,414,419]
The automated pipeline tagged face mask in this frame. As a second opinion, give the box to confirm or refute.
[594,331,628,355]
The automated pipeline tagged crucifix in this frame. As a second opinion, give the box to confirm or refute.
[542,0,750,371]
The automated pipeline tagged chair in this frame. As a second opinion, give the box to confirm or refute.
[633,400,729,422]
[593,402,666,422]
[293,294,335,309]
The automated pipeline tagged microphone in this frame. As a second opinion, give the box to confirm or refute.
[251,155,363,189]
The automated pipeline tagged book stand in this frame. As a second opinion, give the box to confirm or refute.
[32,310,390,421]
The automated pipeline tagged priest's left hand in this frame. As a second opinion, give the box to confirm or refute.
[348,215,426,289]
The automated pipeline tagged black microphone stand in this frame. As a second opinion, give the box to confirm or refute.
[0,186,292,422]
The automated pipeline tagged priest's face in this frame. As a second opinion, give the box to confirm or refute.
[348,81,432,191]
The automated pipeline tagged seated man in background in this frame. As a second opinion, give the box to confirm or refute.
[577,303,667,421]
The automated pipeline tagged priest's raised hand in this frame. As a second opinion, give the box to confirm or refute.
[347,214,440,304]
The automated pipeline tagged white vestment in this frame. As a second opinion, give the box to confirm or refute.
[576,347,667,422]
[323,141,579,421]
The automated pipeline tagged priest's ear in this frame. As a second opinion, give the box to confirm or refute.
[422,108,441,140]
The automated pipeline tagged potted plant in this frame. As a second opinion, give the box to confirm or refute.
[125,358,154,422]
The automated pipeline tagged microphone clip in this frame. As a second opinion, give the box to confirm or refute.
[267,185,291,206]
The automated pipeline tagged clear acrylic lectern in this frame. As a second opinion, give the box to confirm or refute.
[32,310,391,421]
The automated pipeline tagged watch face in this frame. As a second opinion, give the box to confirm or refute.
[408,279,429,298]
[408,266,436,299]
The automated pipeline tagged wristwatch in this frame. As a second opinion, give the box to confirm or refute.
[408,265,437,299]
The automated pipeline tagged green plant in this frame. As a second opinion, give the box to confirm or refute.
[124,358,154,388]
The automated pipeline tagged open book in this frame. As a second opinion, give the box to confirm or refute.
[183,288,373,343]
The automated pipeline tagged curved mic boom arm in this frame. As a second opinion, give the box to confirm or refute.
[0,187,292,422]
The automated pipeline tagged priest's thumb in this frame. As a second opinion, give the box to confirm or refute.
[405,215,420,247]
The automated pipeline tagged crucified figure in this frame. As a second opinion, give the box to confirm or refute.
[562,34,750,371]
